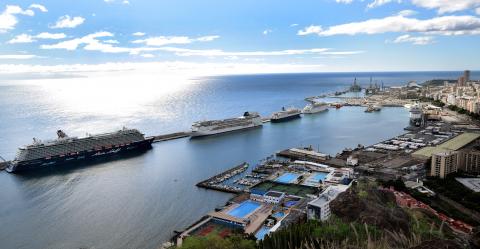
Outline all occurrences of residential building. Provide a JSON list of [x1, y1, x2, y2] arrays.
[[307, 185, 349, 221], [430, 151, 458, 179]]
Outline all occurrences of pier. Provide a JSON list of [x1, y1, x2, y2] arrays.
[[151, 131, 191, 143], [196, 162, 249, 193], [0, 162, 9, 171]]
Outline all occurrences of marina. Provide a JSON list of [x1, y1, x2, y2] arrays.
[[196, 162, 250, 193]]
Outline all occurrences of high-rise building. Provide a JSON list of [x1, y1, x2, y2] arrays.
[[458, 76, 465, 86], [464, 70, 471, 83], [431, 151, 458, 179], [458, 150, 480, 173]]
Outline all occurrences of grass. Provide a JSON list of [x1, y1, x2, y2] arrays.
[[252, 181, 318, 197]]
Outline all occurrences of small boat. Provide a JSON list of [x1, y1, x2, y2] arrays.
[[365, 104, 382, 112]]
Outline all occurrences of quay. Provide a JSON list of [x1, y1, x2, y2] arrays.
[[0, 161, 9, 171], [196, 162, 249, 193], [277, 147, 331, 163], [152, 131, 191, 143]]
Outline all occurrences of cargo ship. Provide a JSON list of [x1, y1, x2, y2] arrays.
[[6, 128, 154, 173], [191, 112, 262, 137], [303, 102, 329, 114], [271, 107, 302, 122]]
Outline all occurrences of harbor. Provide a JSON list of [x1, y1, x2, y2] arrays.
[[2, 72, 471, 249]]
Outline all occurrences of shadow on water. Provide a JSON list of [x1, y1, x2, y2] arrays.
[[11, 149, 153, 179]]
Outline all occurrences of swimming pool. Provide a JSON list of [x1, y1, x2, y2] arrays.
[[272, 211, 285, 218], [227, 200, 261, 218], [310, 172, 328, 182], [255, 226, 271, 240], [275, 172, 300, 183]]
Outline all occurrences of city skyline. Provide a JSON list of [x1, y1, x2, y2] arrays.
[[0, 0, 480, 75]]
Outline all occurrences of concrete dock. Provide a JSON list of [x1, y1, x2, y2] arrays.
[[0, 161, 9, 171], [151, 132, 191, 143]]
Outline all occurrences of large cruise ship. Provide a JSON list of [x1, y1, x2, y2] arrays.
[[191, 112, 262, 137], [303, 102, 329, 114], [6, 128, 154, 173], [271, 107, 302, 122]]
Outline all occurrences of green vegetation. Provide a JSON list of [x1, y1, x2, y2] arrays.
[[448, 104, 480, 120], [424, 175, 480, 213], [432, 99, 445, 107], [178, 182, 461, 249], [179, 235, 256, 249], [252, 181, 318, 197]]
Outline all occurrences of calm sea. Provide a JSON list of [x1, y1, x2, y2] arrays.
[[0, 71, 476, 249]]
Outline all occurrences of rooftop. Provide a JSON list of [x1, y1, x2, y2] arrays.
[[412, 132, 480, 159], [265, 191, 284, 198]]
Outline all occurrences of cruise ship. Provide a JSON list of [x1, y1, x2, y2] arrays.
[[271, 107, 302, 122], [191, 112, 262, 137], [303, 102, 329, 114], [6, 128, 154, 173]]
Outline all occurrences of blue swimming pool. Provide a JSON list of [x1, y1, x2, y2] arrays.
[[310, 172, 328, 182], [275, 172, 300, 183], [272, 211, 285, 218], [255, 226, 271, 240], [227, 200, 261, 218]]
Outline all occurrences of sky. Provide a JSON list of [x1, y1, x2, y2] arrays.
[[1, 0, 480, 74]]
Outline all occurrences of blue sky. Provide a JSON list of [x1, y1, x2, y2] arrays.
[[1, 0, 480, 73]]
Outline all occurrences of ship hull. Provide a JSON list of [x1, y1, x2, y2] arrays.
[[303, 106, 328, 114], [6, 138, 154, 173], [270, 113, 301, 123], [191, 123, 262, 137]]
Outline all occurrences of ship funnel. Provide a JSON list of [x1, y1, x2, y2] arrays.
[[57, 130, 68, 139]]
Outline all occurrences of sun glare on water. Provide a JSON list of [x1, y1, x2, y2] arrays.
[[35, 71, 193, 118]]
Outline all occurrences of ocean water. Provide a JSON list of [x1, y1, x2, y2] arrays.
[[0, 71, 476, 249]]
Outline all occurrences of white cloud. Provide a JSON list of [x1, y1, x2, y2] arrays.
[[262, 29, 272, 35], [290, 23, 299, 27], [477, 7, 480, 15], [104, 0, 130, 4], [8, 34, 35, 44], [8, 32, 66, 44], [336, 0, 353, 4], [157, 47, 363, 57], [29, 4, 47, 12], [0, 61, 326, 76], [390, 34, 435, 45], [41, 33, 363, 59], [367, 0, 401, 9], [297, 25, 323, 36], [0, 54, 38, 59], [140, 53, 155, 58], [36, 32, 66, 39], [0, 5, 35, 33], [132, 32, 145, 36], [51, 15, 85, 29], [41, 31, 114, 50], [398, 9, 417, 16], [298, 14, 480, 36], [104, 39, 119, 44], [132, 35, 219, 46], [412, 0, 480, 14]]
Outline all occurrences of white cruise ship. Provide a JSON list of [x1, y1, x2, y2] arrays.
[[271, 107, 302, 122], [303, 102, 329, 114], [191, 112, 262, 137]]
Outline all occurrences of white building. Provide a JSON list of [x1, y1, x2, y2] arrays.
[[307, 185, 350, 221], [346, 155, 358, 166], [263, 191, 285, 204]]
